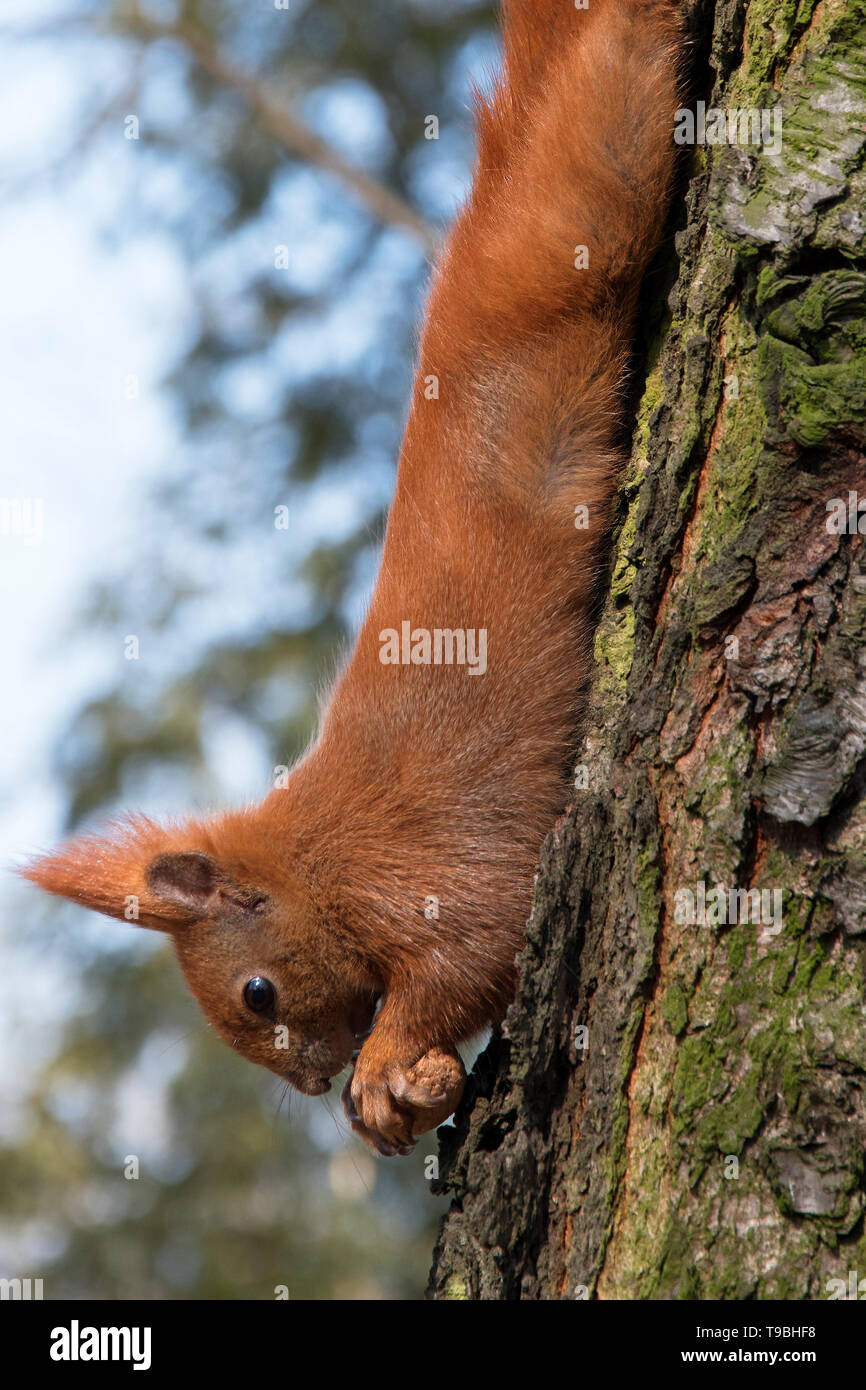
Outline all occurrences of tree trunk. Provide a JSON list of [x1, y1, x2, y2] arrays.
[[428, 0, 866, 1301]]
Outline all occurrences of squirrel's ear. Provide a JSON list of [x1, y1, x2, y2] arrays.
[[145, 851, 224, 914], [18, 818, 245, 933], [145, 851, 267, 917]]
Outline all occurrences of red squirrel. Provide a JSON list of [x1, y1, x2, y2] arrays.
[[23, 0, 683, 1156]]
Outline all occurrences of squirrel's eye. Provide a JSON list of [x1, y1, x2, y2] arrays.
[[243, 976, 275, 1014]]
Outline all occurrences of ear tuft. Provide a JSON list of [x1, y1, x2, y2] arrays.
[[21, 813, 270, 930], [20, 815, 220, 932]]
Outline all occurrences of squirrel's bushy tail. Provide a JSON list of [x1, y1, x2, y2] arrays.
[[417, 0, 683, 505]]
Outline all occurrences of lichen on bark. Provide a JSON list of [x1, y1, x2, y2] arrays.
[[428, 0, 866, 1301]]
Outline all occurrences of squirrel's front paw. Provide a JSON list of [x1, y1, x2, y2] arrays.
[[343, 1045, 466, 1157]]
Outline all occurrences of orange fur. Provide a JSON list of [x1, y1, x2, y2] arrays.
[[22, 0, 683, 1155]]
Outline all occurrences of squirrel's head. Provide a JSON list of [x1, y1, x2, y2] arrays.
[[21, 813, 381, 1097]]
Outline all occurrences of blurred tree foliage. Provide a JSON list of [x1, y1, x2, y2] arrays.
[[60, 0, 497, 822], [3, 0, 496, 1299]]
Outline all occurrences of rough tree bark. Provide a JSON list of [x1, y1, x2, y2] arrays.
[[428, 0, 866, 1300]]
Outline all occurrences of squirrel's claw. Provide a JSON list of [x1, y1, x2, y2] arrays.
[[341, 1076, 414, 1157]]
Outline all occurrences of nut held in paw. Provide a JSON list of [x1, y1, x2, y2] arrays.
[[401, 1048, 466, 1137]]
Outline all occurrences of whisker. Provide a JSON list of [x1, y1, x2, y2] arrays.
[[321, 1093, 374, 1197], [274, 1080, 292, 1122], [154, 1028, 198, 1058]]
